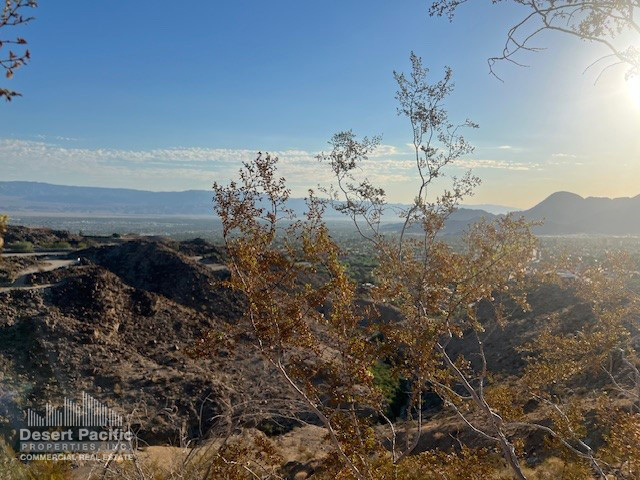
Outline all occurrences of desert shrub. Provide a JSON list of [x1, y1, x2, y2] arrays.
[[0, 440, 72, 480], [5, 241, 33, 253], [371, 361, 407, 418], [0, 214, 7, 253], [208, 51, 640, 479], [371, 361, 400, 404], [207, 51, 549, 479], [42, 241, 72, 251]]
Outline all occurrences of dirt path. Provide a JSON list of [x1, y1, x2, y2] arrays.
[[0, 257, 76, 292], [190, 255, 228, 272], [3, 251, 69, 258], [1, 253, 226, 292], [204, 263, 228, 272]]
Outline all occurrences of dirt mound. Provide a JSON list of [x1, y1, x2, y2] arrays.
[[0, 262, 294, 448], [80, 240, 241, 320], [4, 225, 84, 247], [0, 267, 227, 443]]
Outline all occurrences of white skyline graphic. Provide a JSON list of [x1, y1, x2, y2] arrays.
[[27, 392, 123, 428]]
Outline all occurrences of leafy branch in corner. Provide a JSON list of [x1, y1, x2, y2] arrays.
[[1, 0, 37, 101]]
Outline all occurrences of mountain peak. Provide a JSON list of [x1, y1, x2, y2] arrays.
[[542, 191, 584, 203], [523, 191, 640, 234]]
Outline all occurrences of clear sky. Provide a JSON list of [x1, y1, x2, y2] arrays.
[[1, 1, 638, 209]]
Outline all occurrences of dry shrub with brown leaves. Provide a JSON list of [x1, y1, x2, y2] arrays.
[[0, 214, 7, 253], [1, 1, 36, 101], [206, 52, 640, 480]]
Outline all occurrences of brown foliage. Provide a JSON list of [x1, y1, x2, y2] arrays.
[[0, 214, 6, 252], [1, 0, 36, 101], [208, 54, 546, 479], [206, 52, 640, 479]]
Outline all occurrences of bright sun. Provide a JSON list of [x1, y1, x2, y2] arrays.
[[627, 75, 640, 109]]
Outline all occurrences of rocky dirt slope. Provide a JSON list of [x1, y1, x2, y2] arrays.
[[0, 239, 288, 447], [79, 240, 241, 319]]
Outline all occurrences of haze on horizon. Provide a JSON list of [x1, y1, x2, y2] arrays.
[[1, 1, 639, 210]]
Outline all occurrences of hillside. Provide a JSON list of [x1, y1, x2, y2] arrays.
[[521, 191, 640, 234], [0, 237, 296, 447], [380, 207, 497, 235]]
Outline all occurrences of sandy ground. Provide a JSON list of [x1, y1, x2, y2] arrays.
[[70, 425, 329, 479]]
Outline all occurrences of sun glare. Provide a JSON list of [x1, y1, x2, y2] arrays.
[[627, 75, 640, 109]]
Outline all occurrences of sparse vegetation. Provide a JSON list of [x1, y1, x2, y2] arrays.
[[5, 241, 33, 253], [210, 55, 529, 478], [0, 215, 6, 255], [0, 440, 71, 479], [41, 241, 72, 251], [370, 360, 406, 418]]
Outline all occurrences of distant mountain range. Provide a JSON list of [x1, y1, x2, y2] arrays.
[[0, 181, 219, 216], [447, 191, 640, 235], [1, 182, 639, 235], [0, 181, 400, 220], [425, 191, 640, 235]]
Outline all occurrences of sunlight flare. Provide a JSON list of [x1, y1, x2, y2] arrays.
[[627, 75, 640, 109]]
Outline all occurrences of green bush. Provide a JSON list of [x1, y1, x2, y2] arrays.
[[6, 241, 34, 253], [42, 241, 72, 251], [371, 361, 407, 417]]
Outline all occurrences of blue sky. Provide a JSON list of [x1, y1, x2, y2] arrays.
[[1, 1, 638, 208]]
